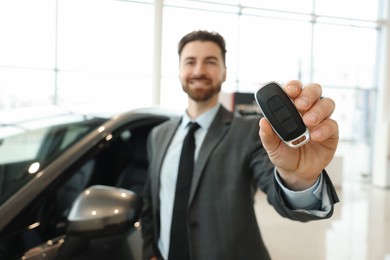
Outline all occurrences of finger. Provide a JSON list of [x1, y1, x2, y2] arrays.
[[310, 118, 339, 143], [259, 117, 280, 152], [293, 83, 322, 112], [303, 97, 336, 127], [283, 80, 303, 99]]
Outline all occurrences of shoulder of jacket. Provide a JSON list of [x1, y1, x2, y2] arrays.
[[151, 116, 179, 136]]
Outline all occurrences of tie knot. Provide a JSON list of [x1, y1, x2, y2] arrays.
[[187, 122, 200, 134]]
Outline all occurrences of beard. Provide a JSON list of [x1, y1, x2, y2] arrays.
[[181, 77, 222, 102]]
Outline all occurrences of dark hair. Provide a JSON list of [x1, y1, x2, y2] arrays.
[[178, 30, 227, 65]]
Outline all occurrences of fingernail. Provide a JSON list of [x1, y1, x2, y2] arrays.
[[286, 84, 299, 92]]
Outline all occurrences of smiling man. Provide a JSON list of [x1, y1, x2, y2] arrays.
[[141, 30, 339, 260]]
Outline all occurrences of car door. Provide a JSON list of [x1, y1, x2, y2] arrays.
[[0, 113, 169, 260]]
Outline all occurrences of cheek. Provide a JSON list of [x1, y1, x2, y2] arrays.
[[214, 70, 226, 82], [178, 71, 186, 81], [221, 73, 226, 82], [179, 68, 191, 80]]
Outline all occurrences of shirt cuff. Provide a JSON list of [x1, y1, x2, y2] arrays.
[[274, 168, 323, 210]]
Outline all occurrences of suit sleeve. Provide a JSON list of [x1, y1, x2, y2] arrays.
[[249, 117, 339, 222], [269, 170, 339, 221]]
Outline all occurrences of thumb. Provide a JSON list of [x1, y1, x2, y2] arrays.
[[259, 117, 280, 151]]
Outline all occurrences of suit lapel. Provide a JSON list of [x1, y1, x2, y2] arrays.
[[189, 106, 233, 204], [154, 118, 180, 178], [152, 117, 181, 210]]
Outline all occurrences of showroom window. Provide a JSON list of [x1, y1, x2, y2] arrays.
[[160, 0, 380, 140], [0, 0, 154, 110], [0, 0, 386, 180], [159, 0, 384, 181]]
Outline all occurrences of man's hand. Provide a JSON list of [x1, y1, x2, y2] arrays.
[[259, 80, 339, 191]]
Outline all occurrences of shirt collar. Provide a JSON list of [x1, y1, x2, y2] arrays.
[[181, 103, 220, 130]]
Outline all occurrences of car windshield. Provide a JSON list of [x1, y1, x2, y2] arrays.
[[0, 117, 105, 204]]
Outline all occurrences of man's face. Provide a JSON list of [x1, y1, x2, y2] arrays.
[[179, 40, 227, 102]]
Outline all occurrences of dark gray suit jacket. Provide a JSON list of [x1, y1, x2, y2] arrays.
[[141, 105, 339, 260]]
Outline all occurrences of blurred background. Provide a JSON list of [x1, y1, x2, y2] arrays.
[[0, 0, 389, 259]]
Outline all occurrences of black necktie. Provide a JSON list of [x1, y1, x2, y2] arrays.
[[168, 122, 200, 260]]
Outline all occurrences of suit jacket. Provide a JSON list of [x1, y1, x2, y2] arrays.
[[141, 105, 339, 260]]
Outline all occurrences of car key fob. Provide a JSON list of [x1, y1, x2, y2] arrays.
[[254, 81, 310, 148]]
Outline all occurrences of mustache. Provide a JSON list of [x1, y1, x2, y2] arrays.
[[189, 75, 210, 81]]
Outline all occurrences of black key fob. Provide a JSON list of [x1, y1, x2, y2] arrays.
[[254, 81, 310, 148]]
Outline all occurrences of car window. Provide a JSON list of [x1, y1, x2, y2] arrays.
[[37, 124, 94, 165], [0, 119, 103, 205], [60, 125, 91, 150], [0, 128, 47, 164]]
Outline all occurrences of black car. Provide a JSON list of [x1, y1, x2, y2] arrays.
[[0, 106, 177, 260]]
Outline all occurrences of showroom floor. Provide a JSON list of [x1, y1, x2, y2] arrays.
[[255, 180, 390, 260]]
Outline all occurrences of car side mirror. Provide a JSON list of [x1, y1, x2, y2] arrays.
[[66, 185, 140, 237], [22, 185, 141, 260], [58, 185, 141, 259]]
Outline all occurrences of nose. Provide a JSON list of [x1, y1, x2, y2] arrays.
[[193, 62, 206, 76]]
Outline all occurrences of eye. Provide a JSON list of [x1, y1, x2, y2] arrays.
[[184, 60, 195, 66], [206, 58, 218, 65]]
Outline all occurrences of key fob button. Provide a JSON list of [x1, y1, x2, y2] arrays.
[[272, 103, 292, 123], [281, 117, 298, 132], [268, 96, 284, 111]]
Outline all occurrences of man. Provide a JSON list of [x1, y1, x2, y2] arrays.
[[141, 30, 339, 260]]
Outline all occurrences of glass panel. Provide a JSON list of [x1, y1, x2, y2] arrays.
[[161, 6, 239, 107], [57, 0, 153, 75], [323, 88, 375, 142], [241, 7, 312, 21], [312, 24, 377, 88], [160, 77, 188, 110], [197, 0, 240, 5], [0, 0, 56, 68], [240, 0, 313, 13], [57, 71, 153, 110], [0, 68, 55, 109], [315, 0, 379, 20], [237, 16, 312, 91], [324, 87, 374, 182], [165, 0, 240, 12], [317, 16, 378, 29]]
